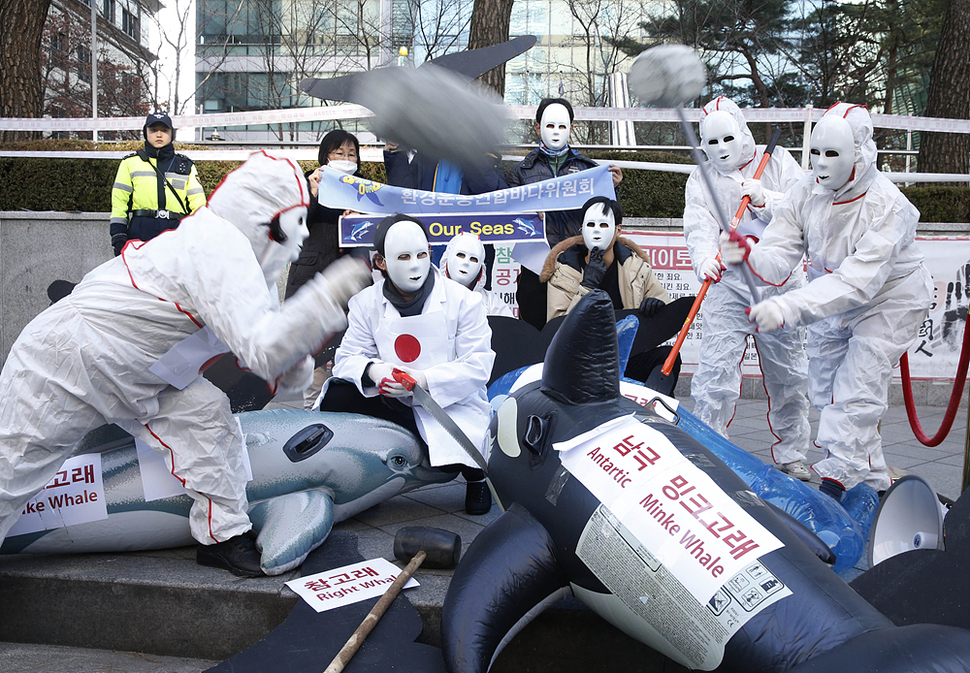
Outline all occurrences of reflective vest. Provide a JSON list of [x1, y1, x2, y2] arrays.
[[110, 150, 206, 239]]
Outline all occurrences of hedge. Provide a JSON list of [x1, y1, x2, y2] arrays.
[[0, 141, 967, 222]]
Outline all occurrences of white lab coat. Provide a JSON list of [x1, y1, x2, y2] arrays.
[[330, 269, 495, 468], [0, 153, 356, 545], [683, 100, 811, 465], [747, 103, 933, 490]]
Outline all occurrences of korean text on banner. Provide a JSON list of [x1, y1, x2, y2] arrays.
[[317, 163, 615, 215]]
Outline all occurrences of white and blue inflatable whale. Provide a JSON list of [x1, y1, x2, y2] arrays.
[[0, 410, 456, 575], [444, 290, 970, 673]]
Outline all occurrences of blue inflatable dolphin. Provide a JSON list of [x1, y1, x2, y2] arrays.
[[443, 290, 970, 673], [1, 410, 455, 575]]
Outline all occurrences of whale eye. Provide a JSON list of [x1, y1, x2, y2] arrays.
[[390, 455, 408, 467]]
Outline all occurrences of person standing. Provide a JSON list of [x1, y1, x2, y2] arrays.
[[507, 98, 623, 328], [285, 129, 363, 408], [683, 96, 813, 481], [720, 103, 933, 500], [110, 112, 206, 255]]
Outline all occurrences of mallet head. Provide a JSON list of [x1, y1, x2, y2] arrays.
[[394, 526, 462, 569], [629, 44, 707, 107]]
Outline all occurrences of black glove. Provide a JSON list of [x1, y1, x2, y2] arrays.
[[581, 249, 608, 289], [638, 297, 665, 318], [111, 234, 128, 257]]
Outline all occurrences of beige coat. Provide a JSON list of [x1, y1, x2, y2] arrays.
[[540, 236, 670, 321]]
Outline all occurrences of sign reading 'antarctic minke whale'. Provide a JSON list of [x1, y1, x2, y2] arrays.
[[556, 414, 784, 604]]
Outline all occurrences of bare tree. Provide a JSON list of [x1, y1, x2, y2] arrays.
[[0, 0, 53, 140], [467, 0, 515, 96], [41, 11, 150, 136], [560, 0, 648, 143]]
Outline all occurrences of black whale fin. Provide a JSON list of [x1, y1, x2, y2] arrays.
[[541, 289, 620, 405]]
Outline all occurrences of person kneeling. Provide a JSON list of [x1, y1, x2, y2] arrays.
[[317, 214, 496, 514]]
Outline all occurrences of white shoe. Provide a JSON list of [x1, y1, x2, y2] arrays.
[[780, 460, 812, 481]]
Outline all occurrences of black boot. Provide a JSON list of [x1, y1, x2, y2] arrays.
[[465, 480, 492, 515], [197, 533, 263, 577]]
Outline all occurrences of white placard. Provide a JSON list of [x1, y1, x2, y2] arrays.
[[557, 416, 782, 603], [136, 439, 188, 501], [136, 417, 253, 502], [150, 326, 230, 390], [285, 558, 419, 613], [510, 240, 552, 275], [8, 454, 107, 536]]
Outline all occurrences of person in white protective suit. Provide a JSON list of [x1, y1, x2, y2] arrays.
[[317, 214, 496, 514], [720, 103, 933, 500], [683, 96, 813, 480], [440, 232, 514, 317], [0, 151, 371, 575]]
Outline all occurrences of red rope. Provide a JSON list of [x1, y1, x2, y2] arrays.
[[900, 317, 970, 446]]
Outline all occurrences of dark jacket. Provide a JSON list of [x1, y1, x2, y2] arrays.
[[284, 169, 346, 299], [383, 150, 508, 194], [506, 148, 600, 246]]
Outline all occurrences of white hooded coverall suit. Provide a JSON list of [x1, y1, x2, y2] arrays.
[[683, 96, 811, 466], [743, 103, 932, 491], [0, 151, 362, 545]]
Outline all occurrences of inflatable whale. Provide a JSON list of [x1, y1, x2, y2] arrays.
[[487, 352, 878, 574], [444, 290, 970, 672], [0, 409, 456, 575]]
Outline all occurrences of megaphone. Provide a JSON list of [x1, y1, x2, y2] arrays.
[[868, 474, 949, 567]]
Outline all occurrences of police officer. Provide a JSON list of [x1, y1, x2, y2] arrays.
[[110, 113, 206, 255]]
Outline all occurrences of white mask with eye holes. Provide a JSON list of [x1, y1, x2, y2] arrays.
[[539, 104, 572, 152], [582, 202, 617, 253], [702, 111, 743, 173], [382, 220, 431, 294], [257, 205, 309, 288], [810, 114, 855, 191], [446, 233, 484, 287]]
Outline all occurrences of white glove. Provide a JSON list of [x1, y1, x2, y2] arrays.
[[741, 179, 765, 207], [274, 355, 314, 394], [367, 361, 408, 397], [719, 230, 751, 266], [318, 255, 373, 309], [394, 366, 428, 391], [698, 256, 723, 283], [746, 299, 786, 332]]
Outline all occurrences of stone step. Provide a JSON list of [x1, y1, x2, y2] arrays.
[[0, 542, 677, 673]]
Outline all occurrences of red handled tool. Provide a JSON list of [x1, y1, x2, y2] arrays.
[[661, 126, 783, 377]]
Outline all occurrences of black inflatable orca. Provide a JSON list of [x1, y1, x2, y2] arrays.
[[442, 290, 970, 673]]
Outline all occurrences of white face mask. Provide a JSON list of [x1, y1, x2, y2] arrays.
[[328, 159, 358, 175], [446, 234, 484, 286], [582, 203, 616, 253], [257, 205, 309, 286], [702, 111, 743, 173], [538, 104, 571, 151], [810, 115, 855, 191], [382, 220, 431, 294]]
